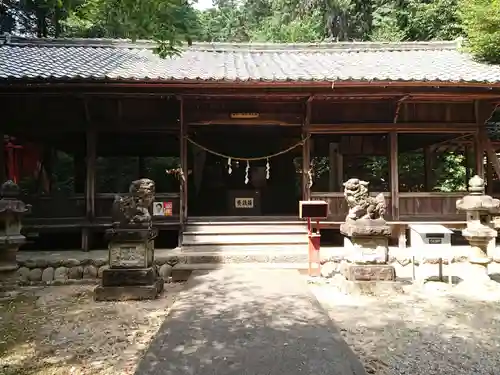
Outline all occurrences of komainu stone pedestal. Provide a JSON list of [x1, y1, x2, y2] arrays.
[[95, 228, 164, 301], [340, 220, 395, 282], [94, 178, 164, 301], [340, 262, 396, 281], [339, 178, 396, 285]]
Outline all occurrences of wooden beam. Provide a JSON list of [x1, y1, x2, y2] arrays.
[[3, 79, 500, 89], [389, 131, 399, 220], [308, 122, 477, 134], [302, 97, 312, 200]]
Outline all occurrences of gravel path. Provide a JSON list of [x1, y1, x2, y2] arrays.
[[309, 278, 500, 375]]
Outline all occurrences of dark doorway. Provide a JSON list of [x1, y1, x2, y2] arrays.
[[187, 125, 302, 217]]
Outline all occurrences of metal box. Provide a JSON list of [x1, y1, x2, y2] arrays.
[[409, 224, 452, 250]]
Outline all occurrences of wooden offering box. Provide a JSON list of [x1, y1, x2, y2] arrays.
[[299, 200, 329, 219]]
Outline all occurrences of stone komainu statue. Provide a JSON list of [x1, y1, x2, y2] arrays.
[[343, 178, 386, 221], [111, 178, 155, 227]]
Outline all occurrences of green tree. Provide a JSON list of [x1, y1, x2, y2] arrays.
[[1, 0, 75, 37], [459, 0, 500, 63], [194, 3, 250, 42], [63, 0, 199, 56], [371, 0, 462, 42]]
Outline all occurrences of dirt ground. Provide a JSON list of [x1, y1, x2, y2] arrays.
[[309, 277, 500, 375], [0, 283, 185, 375], [3, 274, 500, 375]]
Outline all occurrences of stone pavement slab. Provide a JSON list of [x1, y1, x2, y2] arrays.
[[134, 269, 367, 375]]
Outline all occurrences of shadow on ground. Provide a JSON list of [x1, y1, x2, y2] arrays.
[[134, 269, 367, 375]]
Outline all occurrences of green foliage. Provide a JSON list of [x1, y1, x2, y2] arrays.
[[371, 0, 462, 42], [64, 0, 198, 56], [1, 0, 75, 37], [435, 153, 467, 192], [250, 10, 324, 42], [194, 6, 250, 42], [458, 0, 500, 63]]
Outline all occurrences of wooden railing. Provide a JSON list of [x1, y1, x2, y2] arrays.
[[23, 194, 86, 219], [22, 192, 181, 223], [311, 191, 467, 222], [399, 192, 463, 220], [94, 193, 180, 222]]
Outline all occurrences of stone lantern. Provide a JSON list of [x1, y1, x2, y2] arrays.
[[456, 175, 500, 282], [0, 180, 30, 271]]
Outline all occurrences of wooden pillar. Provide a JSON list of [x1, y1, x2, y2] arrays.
[[179, 96, 188, 224], [302, 97, 312, 200], [465, 146, 471, 185], [41, 146, 53, 192], [474, 133, 485, 178], [389, 131, 399, 220], [328, 142, 343, 192], [423, 146, 436, 191], [74, 153, 86, 194], [486, 158, 494, 194], [0, 133, 5, 183], [138, 156, 145, 178], [474, 100, 485, 178], [83, 128, 96, 251]]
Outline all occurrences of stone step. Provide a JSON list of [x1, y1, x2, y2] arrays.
[[157, 247, 342, 265], [179, 244, 310, 253], [182, 233, 308, 246], [184, 224, 307, 234], [173, 262, 317, 270], [187, 216, 303, 224], [170, 262, 320, 282]]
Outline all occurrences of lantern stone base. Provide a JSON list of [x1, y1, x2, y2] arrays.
[[0, 250, 18, 272], [462, 234, 494, 283], [0, 237, 26, 272], [94, 278, 164, 301]]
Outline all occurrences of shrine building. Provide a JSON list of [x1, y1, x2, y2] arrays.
[[1, 36, 500, 251]]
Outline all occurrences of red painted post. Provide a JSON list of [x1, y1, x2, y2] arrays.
[[307, 219, 321, 277], [5, 140, 22, 183]]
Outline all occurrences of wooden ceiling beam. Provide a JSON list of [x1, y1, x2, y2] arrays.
[[307, 122, 477, 134]]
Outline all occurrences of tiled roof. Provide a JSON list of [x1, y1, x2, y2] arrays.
[[1, 35, 500, 84]]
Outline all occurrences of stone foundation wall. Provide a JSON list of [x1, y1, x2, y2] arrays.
[[321, 246, 500, 279], [12, 257, 176, 285]]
